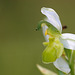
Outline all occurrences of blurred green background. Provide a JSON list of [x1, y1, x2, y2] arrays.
[[0, 0, 75, 75]]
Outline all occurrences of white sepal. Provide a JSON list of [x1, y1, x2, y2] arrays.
[[61, 33, 75, 40], [41, 7, 62, 33], [60, 33, 75, 50], [53, 57, 70, 74], [42, 25, 49, 42]]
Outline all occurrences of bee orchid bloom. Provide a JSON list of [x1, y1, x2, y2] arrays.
[[37, 7, 75, 74], [41, 7, 75, 50]]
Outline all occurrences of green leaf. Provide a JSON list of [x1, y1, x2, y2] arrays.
[[64, 48, 71, 60], [42, 38, 64, 63]]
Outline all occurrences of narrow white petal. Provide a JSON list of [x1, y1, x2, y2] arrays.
[[61, 33, 75, 40], [41, 7, 62, 33], [60, 33, 75, 50], [60, 39, 75, 50], [37, 64, 57, 75], [53, 57, 70, 74], [42, 25, 49, 42]]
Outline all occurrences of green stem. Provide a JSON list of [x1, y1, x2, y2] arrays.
[[57, 70, 67, 75], [69, 50, 75, 75], [58, 70, 64, 75]]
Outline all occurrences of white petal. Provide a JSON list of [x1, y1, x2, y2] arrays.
[[60, 33, 75, 50], [61, 33, 75, 40], [53, 57, 70, 74], [41, 7, 62, 33], [42, 25, 49, 42], [37, 64, 57, 75]]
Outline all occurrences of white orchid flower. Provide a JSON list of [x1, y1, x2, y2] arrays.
[[41, 7, 75, 50], [40, 7, 75, 74]]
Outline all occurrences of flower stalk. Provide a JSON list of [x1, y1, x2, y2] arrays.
[[58, 70, 66, 75], [69, 50, 75, 75]]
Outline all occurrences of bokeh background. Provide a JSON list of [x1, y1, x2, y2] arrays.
[[0, 0, 75, 75]]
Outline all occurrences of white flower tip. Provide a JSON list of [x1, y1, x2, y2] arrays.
[[36, 64, 57, 75], [41, 7, 54, 14], [41, 7, 46, 12], [36, 64, 49, 74], [41, 7, 46, 15], [41, 7, 62, 33]]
